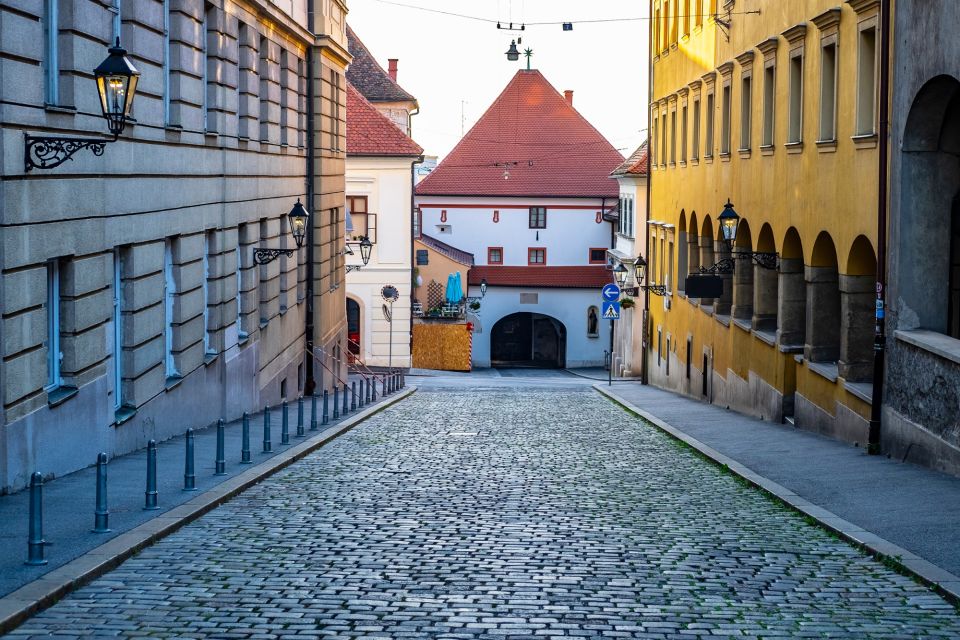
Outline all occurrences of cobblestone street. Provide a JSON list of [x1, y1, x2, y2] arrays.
[[6, 379, 960, 639]]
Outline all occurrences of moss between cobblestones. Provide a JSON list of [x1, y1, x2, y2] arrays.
[[599, 391, 955, 606]]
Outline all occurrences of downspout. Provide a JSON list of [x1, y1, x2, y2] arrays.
[[605, 197, 614, 375], [642, 0, 654, 386], [868, 0, 891, 454], [304, 0, 317, 394], [410, 154, 423, 364]]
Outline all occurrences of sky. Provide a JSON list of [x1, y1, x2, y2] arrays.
[[345, 0, 651, 162]]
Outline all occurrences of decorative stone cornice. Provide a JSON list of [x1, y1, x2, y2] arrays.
[[781, 22, 808, 46], [756, 36, 779, 59], [701, 71, 717, 87], [735, 50, 755, 72], [688, 79, 702, 95], [677, 86, 689, 99], [717, 61, 734, 78], [811, 7, 842, 32], [846, 0, 879, 14]]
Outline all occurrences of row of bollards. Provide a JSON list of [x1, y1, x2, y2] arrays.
[[24, 376, 407, 565]]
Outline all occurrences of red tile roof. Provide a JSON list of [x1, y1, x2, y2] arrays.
[[610, 142, 649, 177], [416, 70, 623, 198], [346, 26, 417, 105], [468, 266, 613, 289], [346, 82, 424, 157]]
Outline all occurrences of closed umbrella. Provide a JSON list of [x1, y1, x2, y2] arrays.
[[445, 273, 458, 303], [453, 271, 464, 303]]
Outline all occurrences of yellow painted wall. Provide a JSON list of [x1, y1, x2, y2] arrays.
[[413, 239, 470, 308], [649, 0, 881, 423]]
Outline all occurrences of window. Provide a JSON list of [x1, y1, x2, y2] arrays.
[[651, 117, 658, 165], [164, 240, 179, 379], [681, 104, 688, 163], [488, 247, 503, 265], [589, 248, 607, 264], [46, 260, 62, 391], [347, 195, 370, 241], [528, 248, 546, 265], [657, 328, 662, 367], [819, 41, 837, 142], [667, 240, 675, 293], [413, 208, 422, 238], [740, 75, 752, 151], [163, 0, 171, 124], [856, 25, 878, 135], [113, 251, 124, 409], [720, 84, 731, 155], [661, 112, 668, 165], [686, 337, 692, 379], [202, 5, 210, 132], [259, 36, 270, 142], [416, 249, 429, 265], [670, 0, 679, 43], [236, 234, 247, 340], [762, 64, 776, 146], [692, 98, 701, 159], [655, 8, 662, 54], [705, 92, 715, 157], [44, 0, 59, 105], [328, 208, 340, 289], [670, 109, 677, 164], [529, 207, 547, 229], [788, 52, 804, 143], [331, 69, 342, 151], [695, 0, 704, 28], [280, 50, 289, 144], [682, 0, 690, 36], [203, 232, 216, 354]]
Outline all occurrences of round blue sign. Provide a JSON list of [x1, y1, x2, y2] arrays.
[[601, 283, 621, 302]]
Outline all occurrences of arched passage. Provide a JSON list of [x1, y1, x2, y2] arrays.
[[491, 313, 567, 368], [841, 236, 878, 381], [687, 211, 700, 278], [714, 224, 733, 316], [732, 219, 754, 323], [700, 216, 715, 307], [900, 75, 960, 337], [754, 223, 778, 331], [778, 228, 806, 347], [346, 297, 362, 363], [677, 210, 688, 293], [806, 232, 841, 363]]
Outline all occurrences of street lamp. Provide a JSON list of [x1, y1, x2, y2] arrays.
[[506, 40, 520, 61], [633, 255, 668, 296], [345, 236, 374, 273], [26, 39, 141, 171], [718, 199, 740, 244], [253, 199, 311, 265], [614, 262, 629, 287], [480, 278, 488, 297], [697, 199, 778, 274]]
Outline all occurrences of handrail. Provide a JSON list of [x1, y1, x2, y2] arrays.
[[345, 337, 388, 382]]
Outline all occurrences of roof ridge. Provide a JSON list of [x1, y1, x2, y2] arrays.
[[346, 25, 417, 105], [346, 81, 423, 157]]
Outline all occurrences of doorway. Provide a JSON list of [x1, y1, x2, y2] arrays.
[[491, 312, 567, 368]]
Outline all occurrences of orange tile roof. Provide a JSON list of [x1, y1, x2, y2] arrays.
[[468, 266, 613, 289], [610, 142, 649, 177], [346, 82, 423, 157], [416, 70, 623, 198]]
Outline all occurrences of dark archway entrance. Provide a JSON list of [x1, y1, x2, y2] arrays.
[[491, 313, 567, 368], [346, 298, 361, 362]]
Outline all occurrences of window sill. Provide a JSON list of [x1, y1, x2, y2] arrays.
[[719, 152, 731, 162], [753, 329, 777, 346], [690, 158, 700, 166], [204, 352, 219, 366], [785, 141, 803, 154], [114, 406, 138, 426], [700, 304, 714, 316], [164, 124, 183, 132], [587, 333, 599, 339], [259, 320, 269, 329], [816, 139, 838, 153], [165, 375, 184, 391], [733, 318, 752, 332], [760, 144, 775, 156], [738, 148, 752, 159], [714, 313, 731, 327], [852, 133, 878, 149], [679, 160, 687, 168], [844, 380, 873, 404], [807, 360, 839, 383], [47, 385, 79, 408], [44, 104, 77, 115], [238, 331, 250, 345], [704, 155, 714, 164], [895, 329, 960, 367]]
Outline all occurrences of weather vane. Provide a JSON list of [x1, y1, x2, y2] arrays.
[[524, 48, 533, 70]]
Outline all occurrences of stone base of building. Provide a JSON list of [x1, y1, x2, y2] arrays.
[[882, 406, 960, 477], [793, 393, 869, 445]]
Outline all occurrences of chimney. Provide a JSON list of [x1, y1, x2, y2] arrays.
[[388, 58, 398, 82], [564, 90, 574, 105]]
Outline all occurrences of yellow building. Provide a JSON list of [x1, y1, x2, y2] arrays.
[[646, 0, 882, 442]]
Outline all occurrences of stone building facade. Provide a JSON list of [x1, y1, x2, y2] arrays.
[[885, 0, 960, 475], [647, 0, 881, 443], [0, 0, 351, 493]]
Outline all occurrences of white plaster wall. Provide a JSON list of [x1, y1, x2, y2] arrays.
[[468, 286, 610, 369], [416, 196, 612, 266]]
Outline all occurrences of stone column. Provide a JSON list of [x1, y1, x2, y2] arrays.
[[688, 233, 701, 274], [732, 247, 754, 322], [776, 258, 805, 347], [753, 262, 778, 331], [804, 265, 841, 362], [699, 236, 714, 306], [839, 274, 875, 381], [713, 240, 732, 316]]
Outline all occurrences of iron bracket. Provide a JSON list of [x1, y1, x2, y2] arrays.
[[25, 134, 115, 172], [253, 247, 295, 265]]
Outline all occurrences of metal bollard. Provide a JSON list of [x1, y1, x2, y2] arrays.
[[359, 379, 365, 408], [297, 397, 305, 437], [26, 472, 47, 565], [241, 412, 252, 464], [383, 376, 387, 396], [263, 405, 272, 453], [351, 381, 357, 411], [310, 394, 318, 431], [366, 377, 372, 405], [323, 389, 331, 424], [372, 377, 378, 402], [332, 388, 339, 420], [93, 453, 110, 533], [342, 384, 349, 416], [215, 419, 226, 475], [184, 428, 197, 491], [401, 371, 405, 388], [144, 440, 159, 510], [281, 400, 290, 445]]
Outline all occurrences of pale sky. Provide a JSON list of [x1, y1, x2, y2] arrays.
[[346, 0, 650, 161]]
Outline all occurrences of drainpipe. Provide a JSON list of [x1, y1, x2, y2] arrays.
[[868, 0, 891, 454], [641, 6, 653, 387], [410, 155, 423, 362], [303, 0, 317, 394]]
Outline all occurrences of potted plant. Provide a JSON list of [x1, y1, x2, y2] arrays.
[[620, 297, 636, 309]]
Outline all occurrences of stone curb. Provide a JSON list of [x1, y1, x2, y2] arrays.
[[0, 386, 418, 635], [594, 384, 960, 605]]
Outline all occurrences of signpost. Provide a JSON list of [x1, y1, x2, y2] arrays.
[[601, 284, 621, 387], [381, 285, 400, 370]]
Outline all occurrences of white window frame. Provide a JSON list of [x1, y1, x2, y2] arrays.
[[45, 260, 62, 392], [164, 239, 180, 379], [203, 233, 216, 355], [113, 250, 123, 409]]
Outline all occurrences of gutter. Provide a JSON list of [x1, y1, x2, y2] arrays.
[[410, 154, 424, 364], [868, 0, 892, 453]]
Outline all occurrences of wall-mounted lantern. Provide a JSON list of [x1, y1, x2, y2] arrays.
[[633, 255, 668, 296], [698, 199, 778, 274], [254, 199, 310, 265], [345, 236, 373, 273], [25, 39, 141, 171]]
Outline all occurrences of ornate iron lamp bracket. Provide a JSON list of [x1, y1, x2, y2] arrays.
[[253, 248, 294, 265], [24, 134, 114, 172], [345, 265, 364, 273], [642, 284, 669, 296], [700, 252, 778, 275]]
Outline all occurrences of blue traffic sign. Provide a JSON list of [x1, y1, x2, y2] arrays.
[[602, 301, 621, 320], [601, 283, 621, 302]]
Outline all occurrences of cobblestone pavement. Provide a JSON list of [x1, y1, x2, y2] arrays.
[[6, 385, 960, 639]]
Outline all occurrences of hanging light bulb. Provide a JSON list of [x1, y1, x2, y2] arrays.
[[503, 169, 510, 180]]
